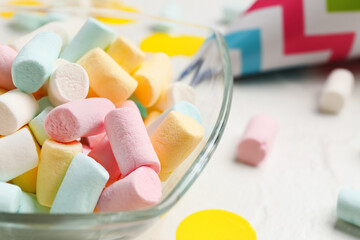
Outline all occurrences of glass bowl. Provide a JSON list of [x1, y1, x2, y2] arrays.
[[0, 5, 233, 240]]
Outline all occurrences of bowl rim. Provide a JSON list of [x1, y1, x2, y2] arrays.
[[0, 6, 233, 225]]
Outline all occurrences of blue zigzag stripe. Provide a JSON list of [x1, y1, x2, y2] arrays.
[[225, 29, 262, 75]]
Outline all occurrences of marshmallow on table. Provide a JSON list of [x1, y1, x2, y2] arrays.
[[134, 53, 173, 107], [45, 98, 115, 143], [144, 110, 161, 127], [37, 139, 82, 207], [50, 153, 109, 214], [37, 96, 54, 112], [61, 17, 115, 62], [318, 68, 354, 114], [0, 182, 21, 213], [29, 106, 53, 146], [12, 32, 62, 93], [96, 166, 161, 212], [88, 136, 121, 186], [152, 82, 196, 112], [152, 3, 183, 32], [0, 89, 39, 135], [19, 192, 49, 214], [237, 114, 278, 166], [0, 44, 17, 90], [81, 132, 106, 148], [77, 48, 138, 106], [337, 188, 360, 227], [147, 101, 202, 136], [151, 111, 204, 181], [0, 127, 39, 182], [48, 63, 89, 106], [8, 21, 68, 52], [105, 107, 160, 177], [106, 36, 146, 73]]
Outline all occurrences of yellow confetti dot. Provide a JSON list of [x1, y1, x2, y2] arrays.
[[94, 0, 138, 25], [0, 0, 42, 18], [176, 209, 256, 240], [140, 33, 205, 57], [95, 16, 134, 25]]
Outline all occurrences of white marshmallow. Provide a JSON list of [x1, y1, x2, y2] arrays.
[[153, 82, 196, 112], [8, 22, 68, 52], [48, 63, 89, 106], [318, 69, 354, 114], [0, 128, 39, 182], [0, 89, 39, 135], [0, 182, 22, 213]]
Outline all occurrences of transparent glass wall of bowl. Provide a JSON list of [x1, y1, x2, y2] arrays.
[[0, 6, 232, 240]]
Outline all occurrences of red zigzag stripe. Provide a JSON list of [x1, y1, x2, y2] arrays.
[[246, 0, 355, 61]]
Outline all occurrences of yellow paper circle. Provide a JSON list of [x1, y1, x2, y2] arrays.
[[176, 209, 256, 240]]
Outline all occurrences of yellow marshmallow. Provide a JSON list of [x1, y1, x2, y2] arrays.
[[36, 139, 82, 207], [106, 36, 146, 73], [77, 48, 138, 106], [133, 53, 173, 107], [150, 111, 204, 181], [0, 88, 7, 95], [86, 87, 99, 98], [144, 110, 161, 127], [11, 126, 40, 194]]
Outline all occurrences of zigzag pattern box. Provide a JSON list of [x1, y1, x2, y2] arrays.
[[226, 0, 360, 76]]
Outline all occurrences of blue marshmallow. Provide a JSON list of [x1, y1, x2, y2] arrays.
[[12, 32, 62, 93], [50, 153, 109, 214], [147, 101, 202, 136], [60, 17, 115, 62], [337, 188, 360, 227], [0, 182, 21, 213], [18, 192, 49, 214], [37, 96, 54, 112], [29, 106, 53, 146]]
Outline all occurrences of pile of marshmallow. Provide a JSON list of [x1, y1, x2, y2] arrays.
[[0, 17, 204, 214]]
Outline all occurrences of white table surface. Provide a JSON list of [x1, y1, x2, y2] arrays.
[[128, 0, 360, 239]]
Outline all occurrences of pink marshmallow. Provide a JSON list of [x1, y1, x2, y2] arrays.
[[80, 132, 106, 148], [82, 145, 92, 155], [0, 44, 17, 90], [118, 100, 137, 109], [96, 166, 161, 212], [105, 107, 160, 177], [237, 114, 278, 166], [45, 98, 115, 142], [88, 135, 121, 186]]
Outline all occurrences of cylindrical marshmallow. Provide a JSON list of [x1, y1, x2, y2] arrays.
[[8, 21, 68, 52], [61, 17, 115, 62], [144, 110, 161, 127], [0, 127, 39, 182], [318, 69, 354, 114], [37, 96, 54, 112], [337, 188, 360, 227], [153, 82, 196, 112], [12, 32, 62, 93], [105, 107, 160, 177], [37, 139, 82, 207], [133, 53, 173, 107], [106, 36, 146, 73], [77, 48, 138, 106], [80, 132, 106, 148], [147, 101, 202, 136], [0, 182, 22, 213], [0, 44, 17, 90], [237, 114, 278, 166], [29, 106, 53, 145], [12, 166, 38, 194], [48, 63, 89, 106], [88, 136, 121, 186], [0, 89, 39, 135], [96, 166, 161, 212], [18, 192, 49, 214], [150, 111, 204, 181], [45, 98, 115, 142], [50, 153, 109, 214]]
